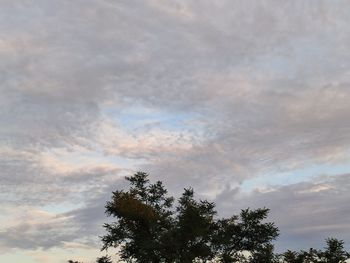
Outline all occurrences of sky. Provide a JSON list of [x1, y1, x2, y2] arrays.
[[1, 1, 350, 262]]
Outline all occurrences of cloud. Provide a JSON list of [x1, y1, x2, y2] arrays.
[[214, 173, 350, 251], [0, 176, 127, 251], [0, 145, 121, 205], [0, 209, 76, 250], [1, 0, 350, 258]]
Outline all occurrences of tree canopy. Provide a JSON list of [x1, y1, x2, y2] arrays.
[[281, 238, 350, 263], [101, 172, 278, 262], [69, 172, 350, 263]]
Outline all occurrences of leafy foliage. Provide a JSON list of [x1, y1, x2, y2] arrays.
[[69, 172, 350, 263], [96, 255, 113, 263], [282, 238, 350, 263], [101, 172, 279, 262]]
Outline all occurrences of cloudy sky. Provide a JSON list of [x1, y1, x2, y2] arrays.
[[1, 1, 350, 262]]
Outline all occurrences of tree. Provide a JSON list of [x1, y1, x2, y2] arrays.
[[281, 250, 306, 263], [211, 208, 279, 262], [318, 238, 350, 263], [101, 172, 279, 262], [281, 238, 350, 263], [96, 255, 113, 263], [246, 244, 279, 263]]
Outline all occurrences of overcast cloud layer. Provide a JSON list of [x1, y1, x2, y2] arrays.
[[1, 1, 350, 262]]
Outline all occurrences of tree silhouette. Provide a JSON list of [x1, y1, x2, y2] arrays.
[[96, 255, 113, 263], [101, 172, 279, 262], [282, 250, 306, 263], [247, 244, 279, 263], [281, 238, 350, 263], [68, 172, 350, 262], [320, 238, 350, 263]]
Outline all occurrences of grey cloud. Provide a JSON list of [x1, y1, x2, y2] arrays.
[[0, 178, 126, 251], [2, 0, 350, 155], [145, 85, 350, 195], [1, 0, 350, 254], [0, 149, 121, 205], [214, 173, 350, 251], [0, 215, 77, 250]]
